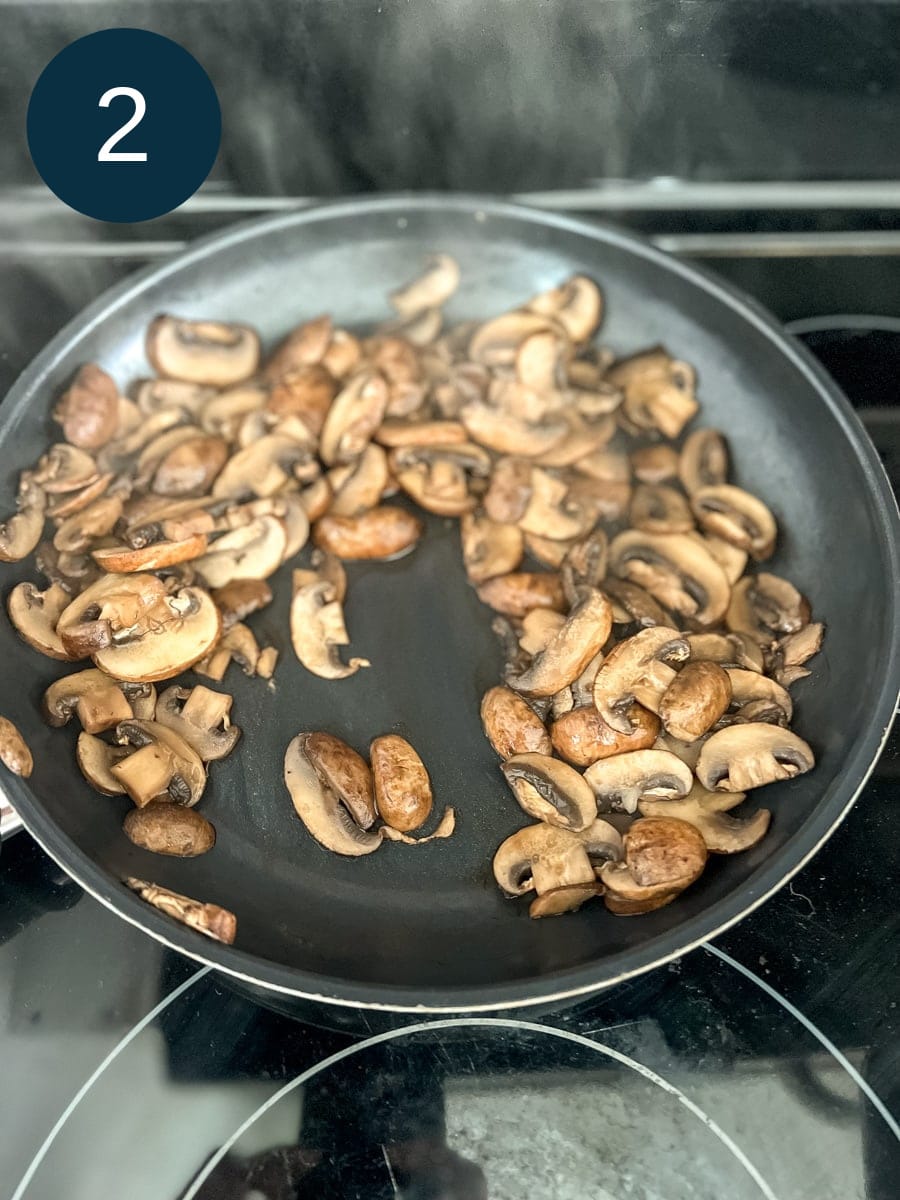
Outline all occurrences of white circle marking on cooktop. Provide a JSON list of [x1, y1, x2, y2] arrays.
[[179, 1017, 780, 1200]]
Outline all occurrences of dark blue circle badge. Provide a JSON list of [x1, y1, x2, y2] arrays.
[[27, 29, 221, 223]]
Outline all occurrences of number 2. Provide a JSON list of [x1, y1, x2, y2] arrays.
[[97, 87, 148, 162]]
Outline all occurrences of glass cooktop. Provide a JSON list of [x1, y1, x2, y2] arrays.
[[0, 221, 898, 1199]]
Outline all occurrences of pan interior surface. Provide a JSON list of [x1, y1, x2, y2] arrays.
[[1, 198, 897, 1008]]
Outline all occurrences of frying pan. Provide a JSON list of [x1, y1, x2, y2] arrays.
[[1, 195, 898, 1013]]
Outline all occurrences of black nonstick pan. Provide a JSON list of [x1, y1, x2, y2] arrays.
[[1, 195, 898, 1013]]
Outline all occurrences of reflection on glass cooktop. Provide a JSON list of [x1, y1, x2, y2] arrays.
[[0, 277, 898, 1197]]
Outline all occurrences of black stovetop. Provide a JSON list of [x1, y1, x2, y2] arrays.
[[0, 214, 898, 1200]]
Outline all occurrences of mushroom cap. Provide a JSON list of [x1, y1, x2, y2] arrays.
[[92, 586, 221, 682], [284, 734, 382, 856], [658, 660, 733, 741], [509, 589, 613, 698], [696, 722, 815, 792], [492, 822, 595, 896], [123, 802, 216, 858], [480, 686, 553, 759], [313, 506, 423, 561], [599, 816, 707, 914], [91, 532, 208, 574], [371, 734, 433, 833], [639, 781, 771, 854], [303, 731, 377, 830], [584, 749, 693, 814], [460, 512, 524, 584], [0, 716, 33, 779], [501, 753, 597, 831], [550, 702, 659, 768], [7, 581, 74, 660]]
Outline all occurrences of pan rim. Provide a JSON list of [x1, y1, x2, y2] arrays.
[[3, 192, 899, 1012]]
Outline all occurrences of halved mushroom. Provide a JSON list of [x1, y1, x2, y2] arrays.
[[211, 578, 273, 630], [76, 732, 128, 794], [155, 685, 240, 761], [593, 626, 690, 733], [371, 734, 433, 833], [509, 589, 612, 697], [629, 484, 695, 535], [53, 494, 123, 555], [7, 581, 74, 660], [319, 371, 389, 466], [193, 516, 286, 588], [501, 752, 597, 831], [679, 429, 729, 494], [691, 485, 777, 560], [608, 530, 730, 626], [91, 532, 208, 574], [492, 822, 596, 898], [111, 718, 206, 808], [147, 316, 260, 387], [726, 574, 811, 646], [313, 506, 423, 560], [658, 661, 732, 741], [639, 782, 770, 853], [391, 442, 491, 516], [726, 669, 792, 723], [460, 398, 569, 458], [631, 445, 679, 485], [607, 349, 698, 439], [290, 574, 369, 680], [56, 572, 169, 657], [303, 731, 377, 830], [686, 631, 764, 672], [584, 749, 692, 815], [526, 275, 602, 343], [284, 733, 381, 856], [328, 443, 390, 518], [54, 364, 119, 450], [480, 686, 552, 759], [123, 802, 216, 857], [696, 722, 815, 791], [460, 512, 524, 584], [390, 254, 460, 317], [599, 817, 707, 914], [550, 702, 660, 768], [124, 877, 236, 944], [212, 434, 314, 501], [0, 476, 46, 562], [0, 716, 32, 778], [43, 669, 149, 734], [92, 587, 221, 683], [469, 311, 562, 367]]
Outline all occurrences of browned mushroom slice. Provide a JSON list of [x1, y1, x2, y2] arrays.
[[629, 484, 695, 535], [460, 512, 524, 584], [0, 716, 32, 778], [526, 275, 603, 343], [391, 442, 491, 517], [54, 364, 119, 450], [155, 685, 240, 761], [484, 457, 533, 524], [726, 574, 811, 645], [147, 316, 260, 387], [686, 632, 764, 672], [469, 311, 562, 367], [476, 572, 566, 618], [550, 703, 660, 768], [198, 384, 267, 441], [509, 590, 612, 698], [7, 581, 74, 660], [492, 823, 596, 899], [193, 516, 286, 588], [695, 532, 747, 586], [124, 877, 236, 943], [53, 494, 123, 555], [534, 414, 617, 469], [584, 749, 692, 815], [290, 573, 369, 680], [124, 803, 216, 858], [43, 668, 142, 733], [47, 471, 115, 520], [93, 588, 221, 683], [514, 328, 568, 393], [380, 306, 443, 347], [56, 572, 168, 657], [593, 626, 690, 733], [691, 484, 777, 560], [33, 444, 99, 495], [696, 723, 815, 792], [480, 686, 552, 759], [599, 817, 707, 914], [518, 609, 566, 656], [151, 435, 229, 497], [318, 371, 389, 466], [570, 450, 632, 521], [76, 732, 128, 794], [370, 734, 433, 833], [135, 378, 216, 417], [770, 622, 825, 687], [460, 398, 569, 458], [284, 734, 381, 856], [111, 718, 207, 808], [376, 419, 467, 448], [302, 731, 377, 830], [91, 532, 208, 574], [528, 882, 604, 919], [608, 530, 730, 626], [607, 348, 698, 439], [0, 476, 47, 563], [658, 661, 733, 741], [603, 579, 672, 629], [194, 621, 260, 680], [502, 753, 597, 831], [639, 781, 770, 854], [313, 506, 423, 561], [328, 443, 390, 518], [725, 669, 792, 723], [390, 253, 460, 317], [263, 314, 333, 380], [631, 445, 680, 485], [211, 578, 273, 630], [679, 428, 729, 494], [256, 645, 279, 679], [212, 434, 314, 501], [516, 468, 595, 541], [525, 532, 578, 569]]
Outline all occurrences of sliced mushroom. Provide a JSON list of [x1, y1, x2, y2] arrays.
[[92, 587, 221, 682], [638, 782, 770, 854], [696, 723, 815, 791], [460, 512, 524, 584], [0, 716, 32, 778], [631, 445, 679, 485], [629, 484, 695, 535], [569, 451, 632, 520], [322, 329, 362, 380], [526, 275, 602, 343], [502, 752, 596, 831], [697, 533, 748, 586], [43, 668, 140, 733], [658, 661, 732, 741], [56, 572, 169, 657], [200, 384, 268, 439], [480, 686, 552, 759], [147, 316, 260, 387], [476, 572, 566, 618], [686, 631, 764, 672], [112, 718, 206, 807], [469, 311, 562, 367], [691, 484, 777, 560], [0, 476, 46, 562], [376, 419, 467, 449], [460, 399, 568, 458], [76, 732, 128, 794], [518, 609, 567, 656], [726, 574, 811, 645], [256, 645, 279, 679], [679, 429, 729, 494], [193, 516, 286, 588], [593, 626, 690, 732], [517, 468, 594, 541], [391, 442, 491, 517], [47, 471, 115, 520], [135, 378, 216, 417], [300, 475, 333, 522], [263, 314, 333, 380], [484, 457, 534, 524], [54, 364, 119, 450], [509, 589, 612, 698], [329, 443, 390, 518], [726, 669, 793, 723], [492, 822, 596, 899], [33, 444, 99, 494], [599, 817, 707, 914], [212, 434, 314, 501], [151, 435, 229, 497], [607, 349, 698, 439], [53, 494, 123, 554], [525, 532, 577, 569], [390, 254, 460, 317], [290, 574, 369, 680], [124, 802, 216, 857], [211, 578, 273, 631], [7, 581, 74, 660], [313, 506, 423, 560], [265, 365, 338, 434], [124, 877, 236, 944], [550, 702, 659, 768], [527, 881, 604, 918], [603, 578, 671, 629], [319, 371, 389, 466], [371, 734, 433, 833], [303, 731, 377, 830], [284, 733, 381, 856], [770, 622, 824, 687], [194, 621, 260, 680], [91, 533, 208, 574], [608, 530, 730, 626], [155, 685, 240, 761], [584, 749, 692, 815]]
